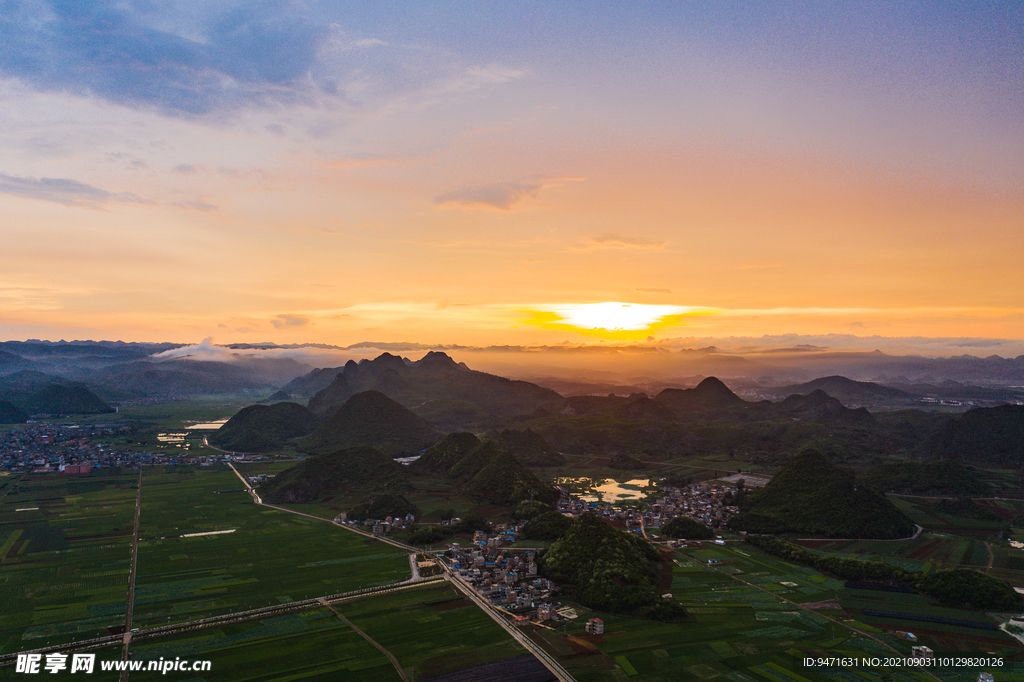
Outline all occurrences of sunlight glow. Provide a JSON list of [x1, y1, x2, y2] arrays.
[[518, 302, 715, 339]]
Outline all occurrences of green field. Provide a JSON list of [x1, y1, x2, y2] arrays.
[[125, 581, 530, 682], [524, 542, 1020, 682], [128, 608, 403, 682], [0, 472, 139, 652], [336, 582, 529, 680], [132, 468, 412, 628]]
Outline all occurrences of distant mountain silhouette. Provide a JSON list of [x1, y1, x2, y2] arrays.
[[299, 390, 442, 456], [772, 376, 912, 402], [304, 351, 563, 431], [774, 390, 876, 425], [655, 377, 745, 413]]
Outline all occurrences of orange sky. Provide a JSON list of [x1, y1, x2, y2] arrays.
[[0, 4, 1021, 351]]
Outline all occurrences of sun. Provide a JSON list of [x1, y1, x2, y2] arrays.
[[519, 302, 714, 339]]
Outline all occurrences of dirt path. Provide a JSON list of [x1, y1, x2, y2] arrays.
[[321, 600, 409, 682]]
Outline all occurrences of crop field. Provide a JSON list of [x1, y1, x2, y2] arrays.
[[128, 608, 402, 682], [527, 542, 1017, 682], [132, 468, 412, 628], [336, 581, 528, 680], [794, 534, 1001, 573], [0, 471, 139, 653], [889, 496, 1010, 537]]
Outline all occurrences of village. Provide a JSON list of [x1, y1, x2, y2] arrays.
[[0, 422, 236, 473]]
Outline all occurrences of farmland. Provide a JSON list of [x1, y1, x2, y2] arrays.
[[526, 542, 1021, 682], [0, 471, 138, 651], [132, 467, 411, 627]]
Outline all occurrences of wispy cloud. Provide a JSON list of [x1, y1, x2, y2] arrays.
[[0, 173, 150, 207], [576, 234, 667, 251], [271, 314, 310, 328], [434, 176, 580, 210], [172, 200, 218, 212], [434, 181, 543, 210], [635, 287, 673, 294]]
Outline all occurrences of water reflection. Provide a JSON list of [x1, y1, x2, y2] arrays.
[[185, 419, 229, 430], [555, 477, 654, 503]]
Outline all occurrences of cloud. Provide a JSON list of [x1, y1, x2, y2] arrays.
[[172, 200, 217, 212], [434, 181, 542, 210], [0, 1, 329, 117], [635, 287, 673, 294], [173, 164, 199, 175], [0, 3, 527, 121], [271, 314, 310, 328], [577, 234, 667, 251], [0, 173, 150, 207]]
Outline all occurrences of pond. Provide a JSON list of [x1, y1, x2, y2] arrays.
[[555, 477, 656, 504], [185, 419, 229, 430]]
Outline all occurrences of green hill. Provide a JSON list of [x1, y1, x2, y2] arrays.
[[492, 428, 565, 466], [0, 400, 28, 423], [660, 516, 714, 540], [210, 402, 318, 453], [25, 384, 114, 415], [257, 446, 408, 503], [728, 450, 915, 539], [860, 459, 988, 496], [539, 514, 679, 615], [298, 390, 443, 456], [608, 453, 647, 470], [925, 404, 1024, 462], [414, 433, 559, 505]]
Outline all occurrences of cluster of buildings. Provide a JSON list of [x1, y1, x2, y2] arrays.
[[445, 542, 558, 620], [555, 480, 742, 533], [0, 422, 238, 473], [646, 481, 742, 531]]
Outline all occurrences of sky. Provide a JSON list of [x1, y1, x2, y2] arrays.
[[1, 1, 1022, 353]]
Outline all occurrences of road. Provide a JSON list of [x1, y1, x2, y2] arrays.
[[120, 468, 143, 681], [226, 462, 575, 681], [441, 570, 577, 682], [0, 578, 446, 667]]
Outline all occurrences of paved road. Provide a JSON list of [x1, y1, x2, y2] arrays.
[[120, 468, 143, 681], [441, 570, 576, 682], [226, 462, 576, 681]]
